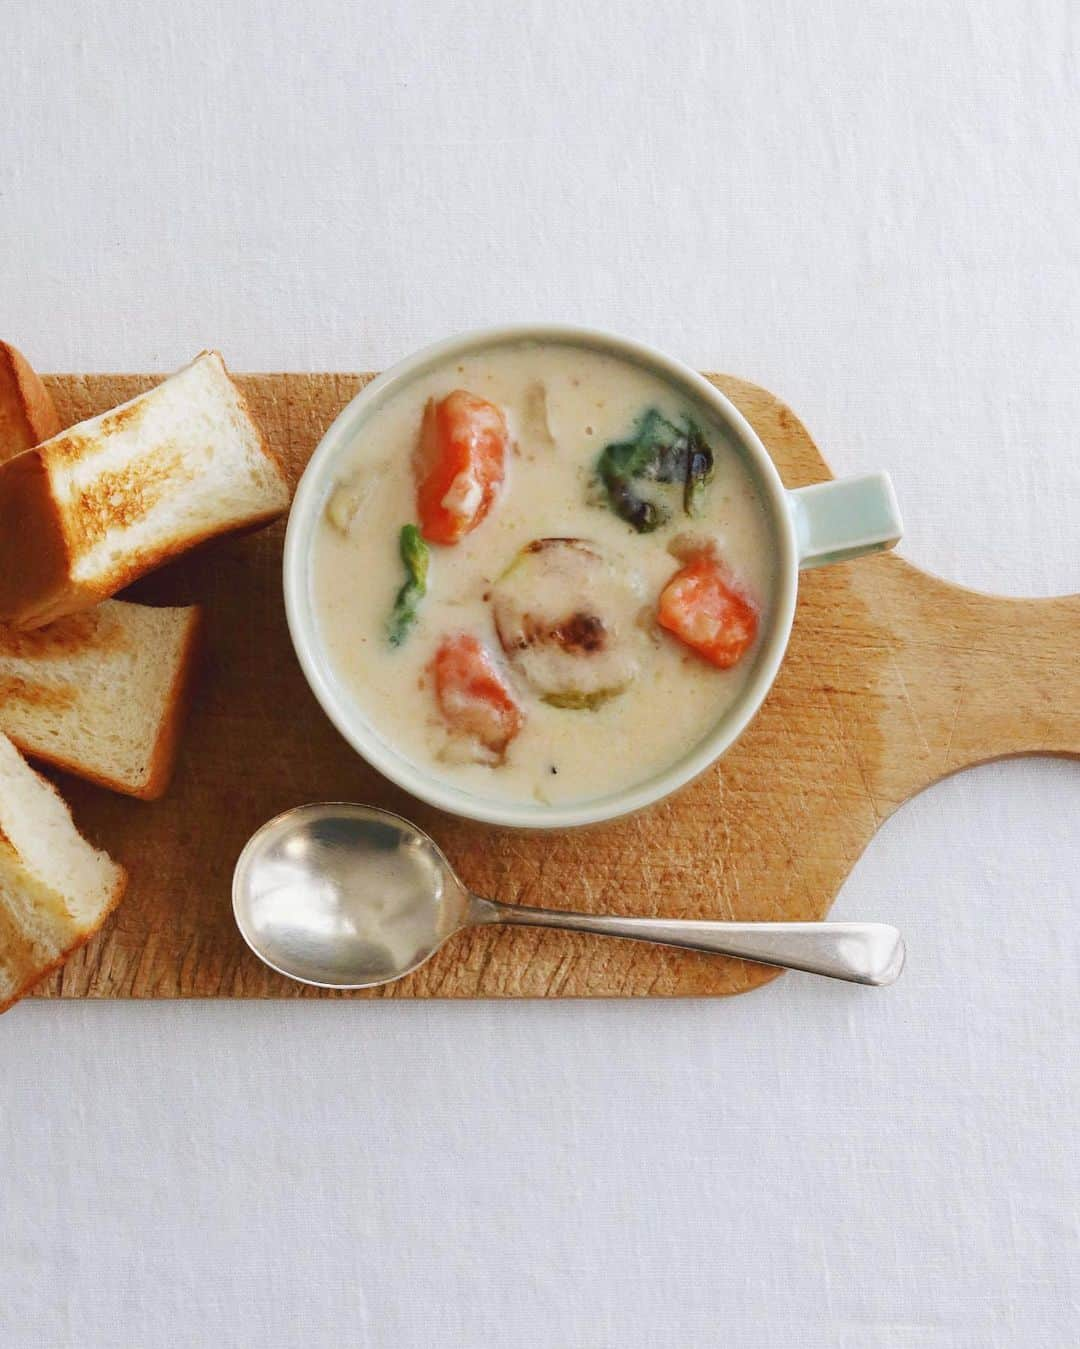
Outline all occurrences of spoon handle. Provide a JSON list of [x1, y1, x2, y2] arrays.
[[471, 898, 905, 986]]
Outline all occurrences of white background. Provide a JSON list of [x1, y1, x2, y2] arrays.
[[2, 3, 1078, 1346]]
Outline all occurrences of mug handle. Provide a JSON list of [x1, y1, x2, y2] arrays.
[[788, 472, 903, 570]]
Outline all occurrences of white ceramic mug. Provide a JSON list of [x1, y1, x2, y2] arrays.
[[284, 325, 902, 829]]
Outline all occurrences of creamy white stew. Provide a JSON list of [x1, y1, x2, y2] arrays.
[[312, 342, 775, 806]]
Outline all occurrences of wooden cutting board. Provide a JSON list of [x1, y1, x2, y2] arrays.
[[33, 372, 1079, 1001]]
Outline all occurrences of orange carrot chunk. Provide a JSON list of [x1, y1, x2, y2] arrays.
[[432, 633, 523, 760], [657, 554, 759, 669], [415, 391, 508, 545]]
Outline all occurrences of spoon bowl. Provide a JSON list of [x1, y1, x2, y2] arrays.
[[233, 803, 906, 990], [233, 804, 469, 988]]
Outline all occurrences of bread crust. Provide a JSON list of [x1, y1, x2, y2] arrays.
[[0, 343, 61, 463], [0, 450, 75, 627], [136, 604, 204, 800], [0, 867, 127, 1013]]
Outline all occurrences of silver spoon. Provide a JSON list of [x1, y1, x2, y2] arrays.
[[232, 803, 905, 989]]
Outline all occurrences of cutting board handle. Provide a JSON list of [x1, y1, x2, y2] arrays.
[[921, 579, 1080, 772]]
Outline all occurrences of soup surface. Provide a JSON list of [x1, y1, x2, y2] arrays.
[[311, 342, 775, 806]]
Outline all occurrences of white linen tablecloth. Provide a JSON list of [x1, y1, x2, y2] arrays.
[[2, 2, 1077, 1345]]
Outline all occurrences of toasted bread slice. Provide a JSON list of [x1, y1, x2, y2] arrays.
[[0, 342, 61, 464], [0, 599, 202, 799], [0, 350, 289, 629], [0, 732, 126, 1012]]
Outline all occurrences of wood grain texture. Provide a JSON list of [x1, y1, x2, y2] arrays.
[[32, 372, 1079, 1001]]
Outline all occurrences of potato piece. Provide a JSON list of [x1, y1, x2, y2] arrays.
[[521, 381, 556, 450], [326, 469, 380, 535]]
